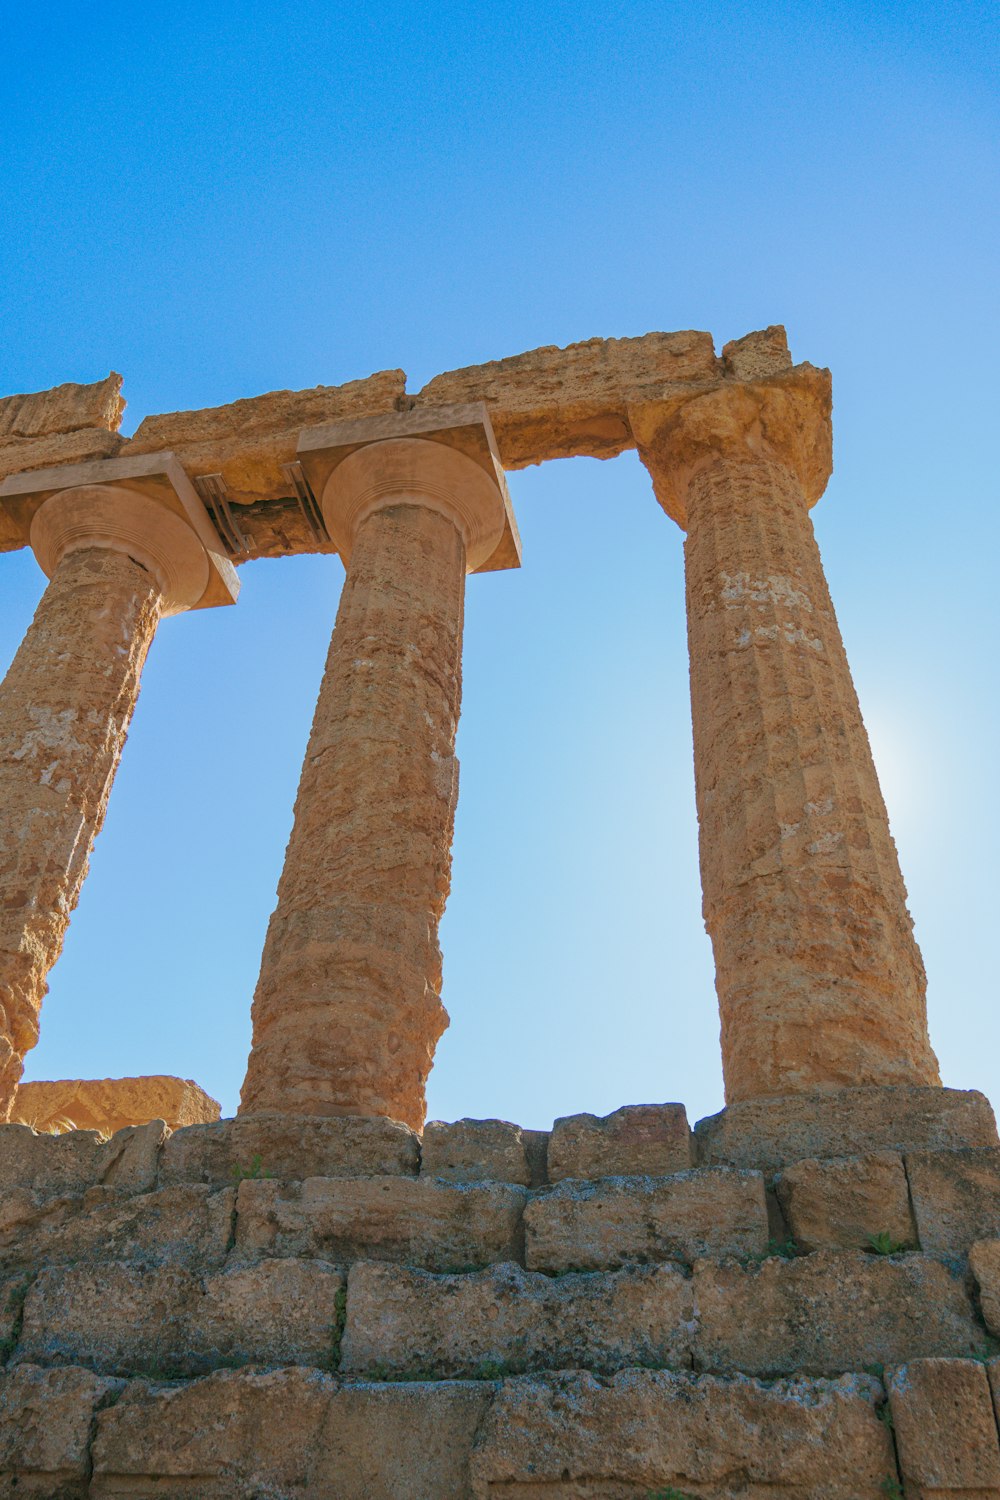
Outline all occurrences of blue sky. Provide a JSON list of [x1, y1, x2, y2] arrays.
[[0, 1, 997, 1127]]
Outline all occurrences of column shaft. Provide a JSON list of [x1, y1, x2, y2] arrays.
[[240, 502, 465, 1128], [0, 547, 162, 1115], [683, 453, 939, 1098]]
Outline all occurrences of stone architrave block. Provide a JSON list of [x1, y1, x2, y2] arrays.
[[0, 1363, 123, 1496], [547, 1103, 692, 1182], [906, 1148, 1000, 1259], [340, 1260, 693, 1379], [233, 1177, 526, 1272], [14, 1076, 219, 1136], [468, 1368, 894, 1498], [90, 1367, 490, 1500], [887, 1359, 1000, 1497], [694, 1087, 998, 1173], [0, 373, 124, 441], [16, 1258, 344, 1377], [420, 1119, 533, 1185], [971, 1241, 1000, 1338], [692, 1251, 980, 1376], [159, 1111, 419, 1188], [0, 1184, 235, 1274], [774, 1151, 917, 1252], [524, 1168, 767, 1272]]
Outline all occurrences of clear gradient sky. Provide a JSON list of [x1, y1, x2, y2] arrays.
[[0, 1, 997, 1127]]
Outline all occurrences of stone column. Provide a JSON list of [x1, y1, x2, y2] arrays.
[[631, 371, 940, 1102], [0, 458, 239, 1118], [240, 406, 519, 1130]]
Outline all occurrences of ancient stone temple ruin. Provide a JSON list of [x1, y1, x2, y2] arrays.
[[0, 327, 997, 1496]]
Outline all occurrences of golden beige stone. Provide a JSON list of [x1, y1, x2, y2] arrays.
[[692, 1251, 980, 1375], [469, 1368, 895, 1498], [887, 1358, 1000, 1497], [906, 1147, 1000, 1259], [547, 1102, 692, 1181], [420, 1119, 536, 1185], [340, 1259, 693, 1378], [0, 1118, 165, 1199], [524, 1166, 768, 1271], [159, 1110, 419, 1187], [774, 1151, 917, 1252], [233, 1176, 526, 1271], [633, 369, 940, 1102], [0, 373, 124, 441], [0, 1364, 123, 1496], [13, 1076, 219, 1136]]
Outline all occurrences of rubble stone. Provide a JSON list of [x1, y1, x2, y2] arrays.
[[159, 1111, 419, 1187], [906, 1147, 1000, 1259], [774, 1150, 917, 1252], [234, 1176, 526, 1271], [420, 1118, 533, 1184], [340, 1259, 693, 1378], [887, 1358, 1000, 1496], [524, 1167, 767, 1271], [547, 1102, 692, 1181]]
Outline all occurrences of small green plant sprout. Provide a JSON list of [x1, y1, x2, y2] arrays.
[[877, 1402, 894, 1431], [880, 1477, 903, 1500], [867, 1231, 906, 1256], [230, 1154, 272, 1184], [648, 1489, 696, 1500], [766, 1236, 799, 1260], [864, 1362, 886, 1382], [472, 1359, 506, 1381], [972, 1336, 1000, 1364]]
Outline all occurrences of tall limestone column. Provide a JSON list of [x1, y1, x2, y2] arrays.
[[0, 456, 239, 1118], [630, 354, 940, 1102], [240, 405, 520, 1130]]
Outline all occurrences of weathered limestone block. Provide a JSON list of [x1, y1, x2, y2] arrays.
[[887, 1359, 1000, 1497], [774, 1151, 917, 1252], [971, 1241, 1000, 1338], [906, 1148, 1000, 1259], [0, 1363, 123, 1497], [13, 1076, 218, 1136], [159, 1111, 419, 1188], [340, 1259, 693, 1378], [692, 1251, 980, 1375], [722, 324, 794, 381], [547, 1102, 692, 1181], [0, 1119, 164, 1198], [416, 329, 720, 467], [469, 1368, 894, 1498], [128, 368, 406, 507], [234, 1177, 526, 1271], [524, 1167, 767, 1272], [420, 1119, 534, 1184], [17, 1257, 343, 1376], [695, 1086, 998, 1172], [90, 1368, 490, 1500], [0, 1184, 235, 1272], [0, 429, 124, 508], [0, 373, 124, 441]]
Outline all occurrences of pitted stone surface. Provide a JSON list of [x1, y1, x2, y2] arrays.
[[0, 1363, 123, 1496], [524, 1167, 768, 1271], [906, 1147, 1000, 1259], [0, 1121, 163, 1199], [695, 1086, 998, 1172], [420, 1119, 534, 1185], [340, 1259, 693, 1377], [547, 1102, 692, 1181], [887, 1358, 1000, 1497], [692, 1251, 981, 1375], [469, 1368, 894, 1498], [775, 1151, 916, 1252], [0, 547, 162, 1117], [234, 1176, 526, 1271], [17, 1257, 343, 1376], [90, 1367, 490, 1499], [970, 1240, 1000, 1338], [159, 1111, 419, 1187], [14, 1076, 218, 1136]]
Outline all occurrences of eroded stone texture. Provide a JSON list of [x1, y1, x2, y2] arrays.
[[421, 1119, 534, 1185], [0, 1363, 123, 1498], [0, 548, 162, 1117], [971, 1241, 1000, 1337], [17, 1257, 343, 1376], [524, 1167, 768, 1271], [340, 1259, 693, 1377], [0, 373, 124, 442], [159, 1111, 419, 1187], [234, 1176, 526, 1271], [692, 1251, 980, 1375], [0, 1184, 234, 1273], [774, 1151, 917, 1252], [695, 1086, 998, 1172], [907, 1147, 1000, 1259], [240, 503, 465, 1129], [887, 1358, 1000, 1497], [469, 1368, 894, 1498], [547, 1102, 692, 1181], [90, 1368, 490, 1499], [13, 1076, 219, 1135], [0, 1118, 166, 1199]]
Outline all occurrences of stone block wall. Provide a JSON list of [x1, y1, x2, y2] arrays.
[[2, 1092, 1000, 1494]]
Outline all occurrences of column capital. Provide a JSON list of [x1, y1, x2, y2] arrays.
[[297, 403, 521, 574], [628, 364, 833, 529], [0, 453, 239, 615]]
